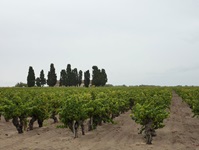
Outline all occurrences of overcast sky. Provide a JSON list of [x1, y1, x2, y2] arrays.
[[0, 0, 199, 87]]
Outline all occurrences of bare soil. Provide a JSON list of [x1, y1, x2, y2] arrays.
[[0, 92, 199, 150]]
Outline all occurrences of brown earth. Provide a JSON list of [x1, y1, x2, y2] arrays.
[[0, 92, 199, 150]]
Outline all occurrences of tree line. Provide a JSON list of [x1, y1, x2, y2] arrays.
[[27, 63, 108, 87]]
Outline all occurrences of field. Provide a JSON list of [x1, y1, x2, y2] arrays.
[[0, 87, 199, 150]]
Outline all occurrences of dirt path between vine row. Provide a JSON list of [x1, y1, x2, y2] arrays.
[[0, 92, 199, 150]]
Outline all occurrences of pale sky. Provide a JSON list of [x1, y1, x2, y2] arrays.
[[0, 0, 199, 87]]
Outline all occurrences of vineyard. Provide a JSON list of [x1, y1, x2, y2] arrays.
[[175, 87, 199, 118], [0, 86, 199, 149]]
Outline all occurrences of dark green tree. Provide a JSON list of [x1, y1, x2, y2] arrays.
[[71, 68, 78, 86], [36, 77, 41, 87], [92, 66, 108, 86], [101, 69, 108, 86], [92, 66, 101, 86], [84, 70, 90, 87], [78, 70, 83, 86], [75, 68, 79, 86], [59, 69, 67, 86], [15, 82, 27, 87], [40, 70, 46, 87], [47, 63, 57, 87], [66, 64, 72, 86], [27, 66, 35, 87]]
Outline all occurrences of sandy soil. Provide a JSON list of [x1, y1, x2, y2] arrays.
[[0, 92, 199, 150]]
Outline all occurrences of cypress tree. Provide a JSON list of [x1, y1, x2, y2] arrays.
[[66, 64, 72, 86], [71, 68, 78, 86], [40, 70, 46, 87], [84, 70, 90, 87], [101, 69, 108, 86], [36, 77, 41, 87], [78, 70, 83, 86], [92, 66, 101, 86], [47, 63, 57, 87], [27, 66, 35, 87], [60, 69, 67, 86], [92, 66, 108, 86]]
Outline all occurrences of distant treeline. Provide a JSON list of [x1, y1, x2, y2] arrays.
[[26, 63, 108, 87]]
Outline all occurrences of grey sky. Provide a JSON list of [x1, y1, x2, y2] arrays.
[[0, 0, 199, 86]]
